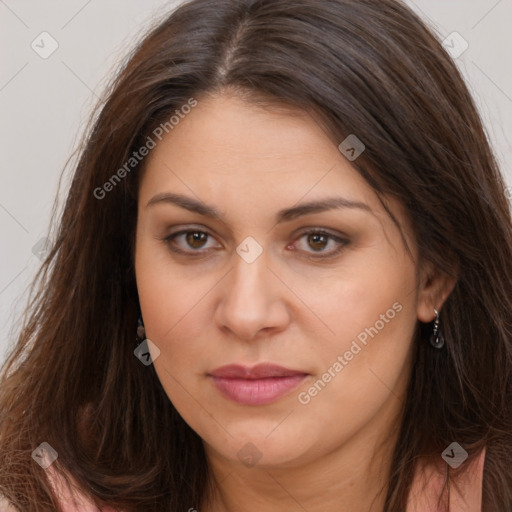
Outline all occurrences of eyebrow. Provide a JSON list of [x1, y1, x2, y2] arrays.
[[145, 192, 372, 223]]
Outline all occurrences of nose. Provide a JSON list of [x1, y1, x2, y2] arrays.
[[213, 247, 291, 341]]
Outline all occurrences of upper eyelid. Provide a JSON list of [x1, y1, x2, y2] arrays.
[[164, 222, 347, 235], [164, 225, 346, 242]]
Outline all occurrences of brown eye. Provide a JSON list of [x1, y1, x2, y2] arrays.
[[291, 229, 349, 259], [307, 233, 329, 251], [185, 231, 208, 249], [163, 229, 220, 255]]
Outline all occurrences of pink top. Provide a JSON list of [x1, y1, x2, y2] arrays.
[[38, 447, 486, 511]]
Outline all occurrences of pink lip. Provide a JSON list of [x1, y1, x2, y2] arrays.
[[208, 364, 308, 405]]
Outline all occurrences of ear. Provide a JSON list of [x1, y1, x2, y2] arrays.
[[416, 261, 457, 323]]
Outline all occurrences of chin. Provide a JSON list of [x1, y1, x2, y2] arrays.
[[206, 425, 317, 469]]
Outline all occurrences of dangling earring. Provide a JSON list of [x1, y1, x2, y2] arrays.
[[136, 314, 146, 343], [429, 308, 445, 349]]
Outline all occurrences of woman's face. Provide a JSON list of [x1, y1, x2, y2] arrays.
[[135, 93, 436, 469]]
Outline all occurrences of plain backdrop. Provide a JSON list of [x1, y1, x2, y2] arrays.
[[1, 0, 511, 366]]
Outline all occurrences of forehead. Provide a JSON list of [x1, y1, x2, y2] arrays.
[[140, 93, 375, 207]]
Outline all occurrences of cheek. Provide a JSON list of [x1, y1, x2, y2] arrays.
[[134, 237, 217, 373], [302, 249, 418, 408], [134, 244, 215, 432], [296, 243, 418, 392], [292, 240, 418, 354]]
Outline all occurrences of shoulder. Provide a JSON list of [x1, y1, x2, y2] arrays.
[[44, 405, 121, 512], [45, 464, 119, 512], [406, 446, 486, 512], [0, 495, 18, 512]]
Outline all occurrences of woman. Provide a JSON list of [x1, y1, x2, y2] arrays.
[[1, 0, 511, 510]]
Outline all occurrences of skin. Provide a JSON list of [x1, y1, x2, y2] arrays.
[[134, 92, 455, 512]]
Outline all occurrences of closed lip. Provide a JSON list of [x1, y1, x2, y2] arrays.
[[208, 363, 308, 379], [208, 363, 309, 405]]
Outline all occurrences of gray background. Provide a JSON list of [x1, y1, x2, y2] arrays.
[[1, 0, 511, 365]]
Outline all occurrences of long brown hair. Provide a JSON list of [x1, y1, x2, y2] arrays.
[[1, 0, 511, 510]]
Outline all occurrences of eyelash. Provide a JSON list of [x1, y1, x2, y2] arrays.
[[161, 228, 349, 260]]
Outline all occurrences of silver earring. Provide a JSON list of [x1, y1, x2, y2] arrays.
[[429, 308, 445, 349], [136, 314, 146, 343]]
